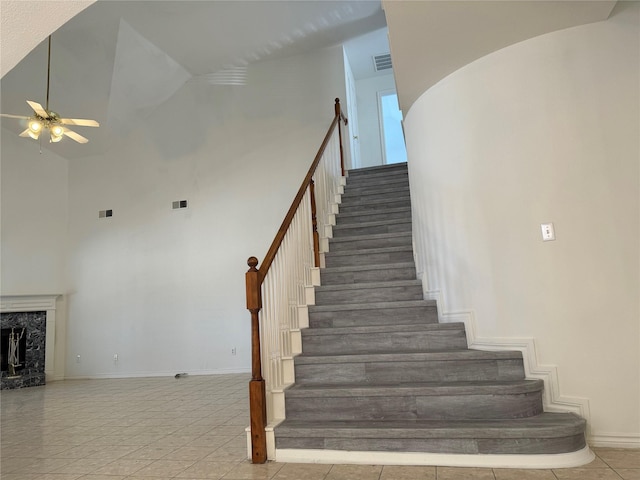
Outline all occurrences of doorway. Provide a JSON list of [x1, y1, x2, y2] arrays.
[[378, 90, 407, 164]]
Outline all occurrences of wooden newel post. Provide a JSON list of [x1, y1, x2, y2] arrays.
[[245, 257, 267, 464], [309, 180, 321, 268], [335, 98, 346, 177]]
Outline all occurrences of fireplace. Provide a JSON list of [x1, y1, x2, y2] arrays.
[[0, 295, 60, 390], [0, 312, 46, 389]]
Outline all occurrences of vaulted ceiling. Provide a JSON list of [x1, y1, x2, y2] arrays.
[[1, 0, 618, 159], [1, 1, 386, 159]]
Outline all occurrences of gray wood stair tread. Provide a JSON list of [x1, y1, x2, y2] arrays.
[[295, 349, 522, 363], [276, 413, 586, 439], [302, 323, 463, 336], [341, 187, 410, 198], [345, 179, 410, 190], [347, 171, 409, 181], [332, 219, 411, 230], [285, 379, 544, 397], [348, 163, 408, 174], [337, 206, 411, 218], [341, 195, 411, 205], [309, 300, 437, 312], [330, 231, 412, 242], [345, 184, 409, 193], [325, 245, 413, 256], [345, 176, 410, 189], [342, 186, 410, 197], [315, 279, 422, 292], [348, 166, 408, 175], [348, 174, 408, 183], [345, 169, 408, 178], [321, 262, 415, 273]]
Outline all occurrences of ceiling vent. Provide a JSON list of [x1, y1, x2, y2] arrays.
[[373, 53, 392, 72], [202, 66, 247, 86]]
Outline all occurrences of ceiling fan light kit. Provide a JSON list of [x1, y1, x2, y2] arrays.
[[24, 112, 65, 142], [1, 35, 99, 145]]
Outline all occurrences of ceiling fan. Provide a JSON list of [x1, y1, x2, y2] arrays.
[[0, 35, 99, 144]]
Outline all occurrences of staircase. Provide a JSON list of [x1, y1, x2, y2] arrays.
[[274, 162, 587, 459]]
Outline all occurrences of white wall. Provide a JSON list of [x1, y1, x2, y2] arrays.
[[62, 45, 346, 378], [355, 73, 396, 167], [404, 3, 639, 444], [1, 132, 69, 294]]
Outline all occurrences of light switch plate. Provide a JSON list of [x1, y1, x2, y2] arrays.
[[541, 223, 555, 241]]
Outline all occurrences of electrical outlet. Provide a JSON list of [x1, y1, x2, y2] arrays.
[[113, 354, 118, 362], [231, 347, 237, 356]]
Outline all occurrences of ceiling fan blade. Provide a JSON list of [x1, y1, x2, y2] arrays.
[[0, 113, 29, 120], [19, 128, 31, 137], [63, 128, 89, 144], [26, 100, 49, 118], [60, 118, 100, 127]]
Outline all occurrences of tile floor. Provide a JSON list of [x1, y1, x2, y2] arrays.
[[1, 373, 638, 479]]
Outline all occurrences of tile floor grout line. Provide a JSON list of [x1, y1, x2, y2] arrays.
[[594, 451, 628, 480]]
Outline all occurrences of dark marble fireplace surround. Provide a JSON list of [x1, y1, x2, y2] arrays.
[[0, 311, 46, 389]]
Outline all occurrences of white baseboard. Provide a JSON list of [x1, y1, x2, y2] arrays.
[[424, 287, 592, 425], [276, 446, 595, 469], [64, 367, 251, 380], [589, 433, 640, 449]]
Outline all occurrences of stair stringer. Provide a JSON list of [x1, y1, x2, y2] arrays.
[[422, 287, 592, 431]]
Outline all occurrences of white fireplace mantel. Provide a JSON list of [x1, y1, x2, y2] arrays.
[[1, 295, 61, 381]]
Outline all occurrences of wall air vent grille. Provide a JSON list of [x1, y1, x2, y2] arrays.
[[373, 53, 392, 72], [201, 66, 247, 86]]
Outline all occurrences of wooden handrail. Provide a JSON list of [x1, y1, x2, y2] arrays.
[[258, 99, 345, 280], [245, 98, 347, 464]]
